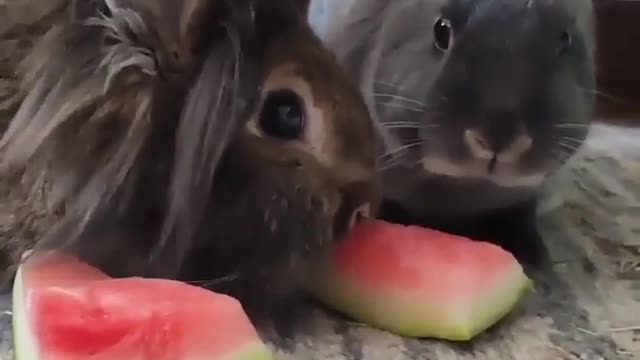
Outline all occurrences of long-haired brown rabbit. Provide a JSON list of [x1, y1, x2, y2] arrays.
[[0, 0, 379, 311]]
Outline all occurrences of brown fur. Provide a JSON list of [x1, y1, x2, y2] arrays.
[[0, 0, 379, 307]]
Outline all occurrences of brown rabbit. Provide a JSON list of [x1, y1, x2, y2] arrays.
[[0, 0, 379, 309]]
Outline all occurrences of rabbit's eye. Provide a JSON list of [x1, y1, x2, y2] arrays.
[[259, 89, 306, 140], [433, 17, 452, 51]]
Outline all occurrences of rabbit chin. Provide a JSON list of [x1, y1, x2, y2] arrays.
[[420, 155, 545, 189]]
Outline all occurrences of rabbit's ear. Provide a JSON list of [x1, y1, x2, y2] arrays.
[[0, 0, 232, 273], [101, 0, 229, 74], [0, 0, 231, 171]]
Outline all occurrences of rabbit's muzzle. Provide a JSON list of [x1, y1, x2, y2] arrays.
[[187, 134, 379, 302]]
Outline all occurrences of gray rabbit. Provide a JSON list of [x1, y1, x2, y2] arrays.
[[313, 0, 596, 268]]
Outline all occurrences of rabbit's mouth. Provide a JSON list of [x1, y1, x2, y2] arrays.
[[249, 180, 375, 280], [332, 180, 379, 240], [245, 181, 377, 301], [188, 148, 376, 301]]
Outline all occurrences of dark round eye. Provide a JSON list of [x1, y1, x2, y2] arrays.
[[559, 31, 572, 55], [433, 17, 452, 51], [258, 89, 305, 140]]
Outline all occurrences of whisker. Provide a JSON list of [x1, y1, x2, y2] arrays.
[[372, 93, 427, 108], [383, 125, 439, 130], [185, 272, 239, 287], [579, 87, 622, 101], [382, 121, 424, 126], [557, 140, 578, 150], [377, 155, 423, 172], [377, 140, 423, 162], [560, 136, 584, 145], [376, 135, 438, 172], [375, 81, 402, 90], [556, 141, 578, 152], [555, 123, 588, 129], [377, 162, 402, 172], [377, 152, 410, 170], [375, 102, 424, 113], [382, 122, 439, 130]]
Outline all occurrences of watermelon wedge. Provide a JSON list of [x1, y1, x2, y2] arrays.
[[12, 251, 275, 360], [307, 220, 532, 341]]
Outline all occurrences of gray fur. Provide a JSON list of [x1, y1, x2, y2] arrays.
[[320, 0, 596, 219]]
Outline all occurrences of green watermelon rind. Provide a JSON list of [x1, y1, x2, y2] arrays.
[[12, 261, 39, 360], [308, 263, 533, 341], [11, 259, 276, 360]]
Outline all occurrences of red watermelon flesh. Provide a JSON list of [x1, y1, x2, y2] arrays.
[[12, 251, 274, 360], [308, 220, 532, 341]]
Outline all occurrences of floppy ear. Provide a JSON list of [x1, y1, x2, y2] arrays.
[[94, 0, 229, 75], [0, 0, 239, 278], [0, 0, 232, 183]]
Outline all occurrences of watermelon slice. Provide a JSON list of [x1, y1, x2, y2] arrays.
[[12, 251, 275, 360], [308, 220, 532, 341]]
